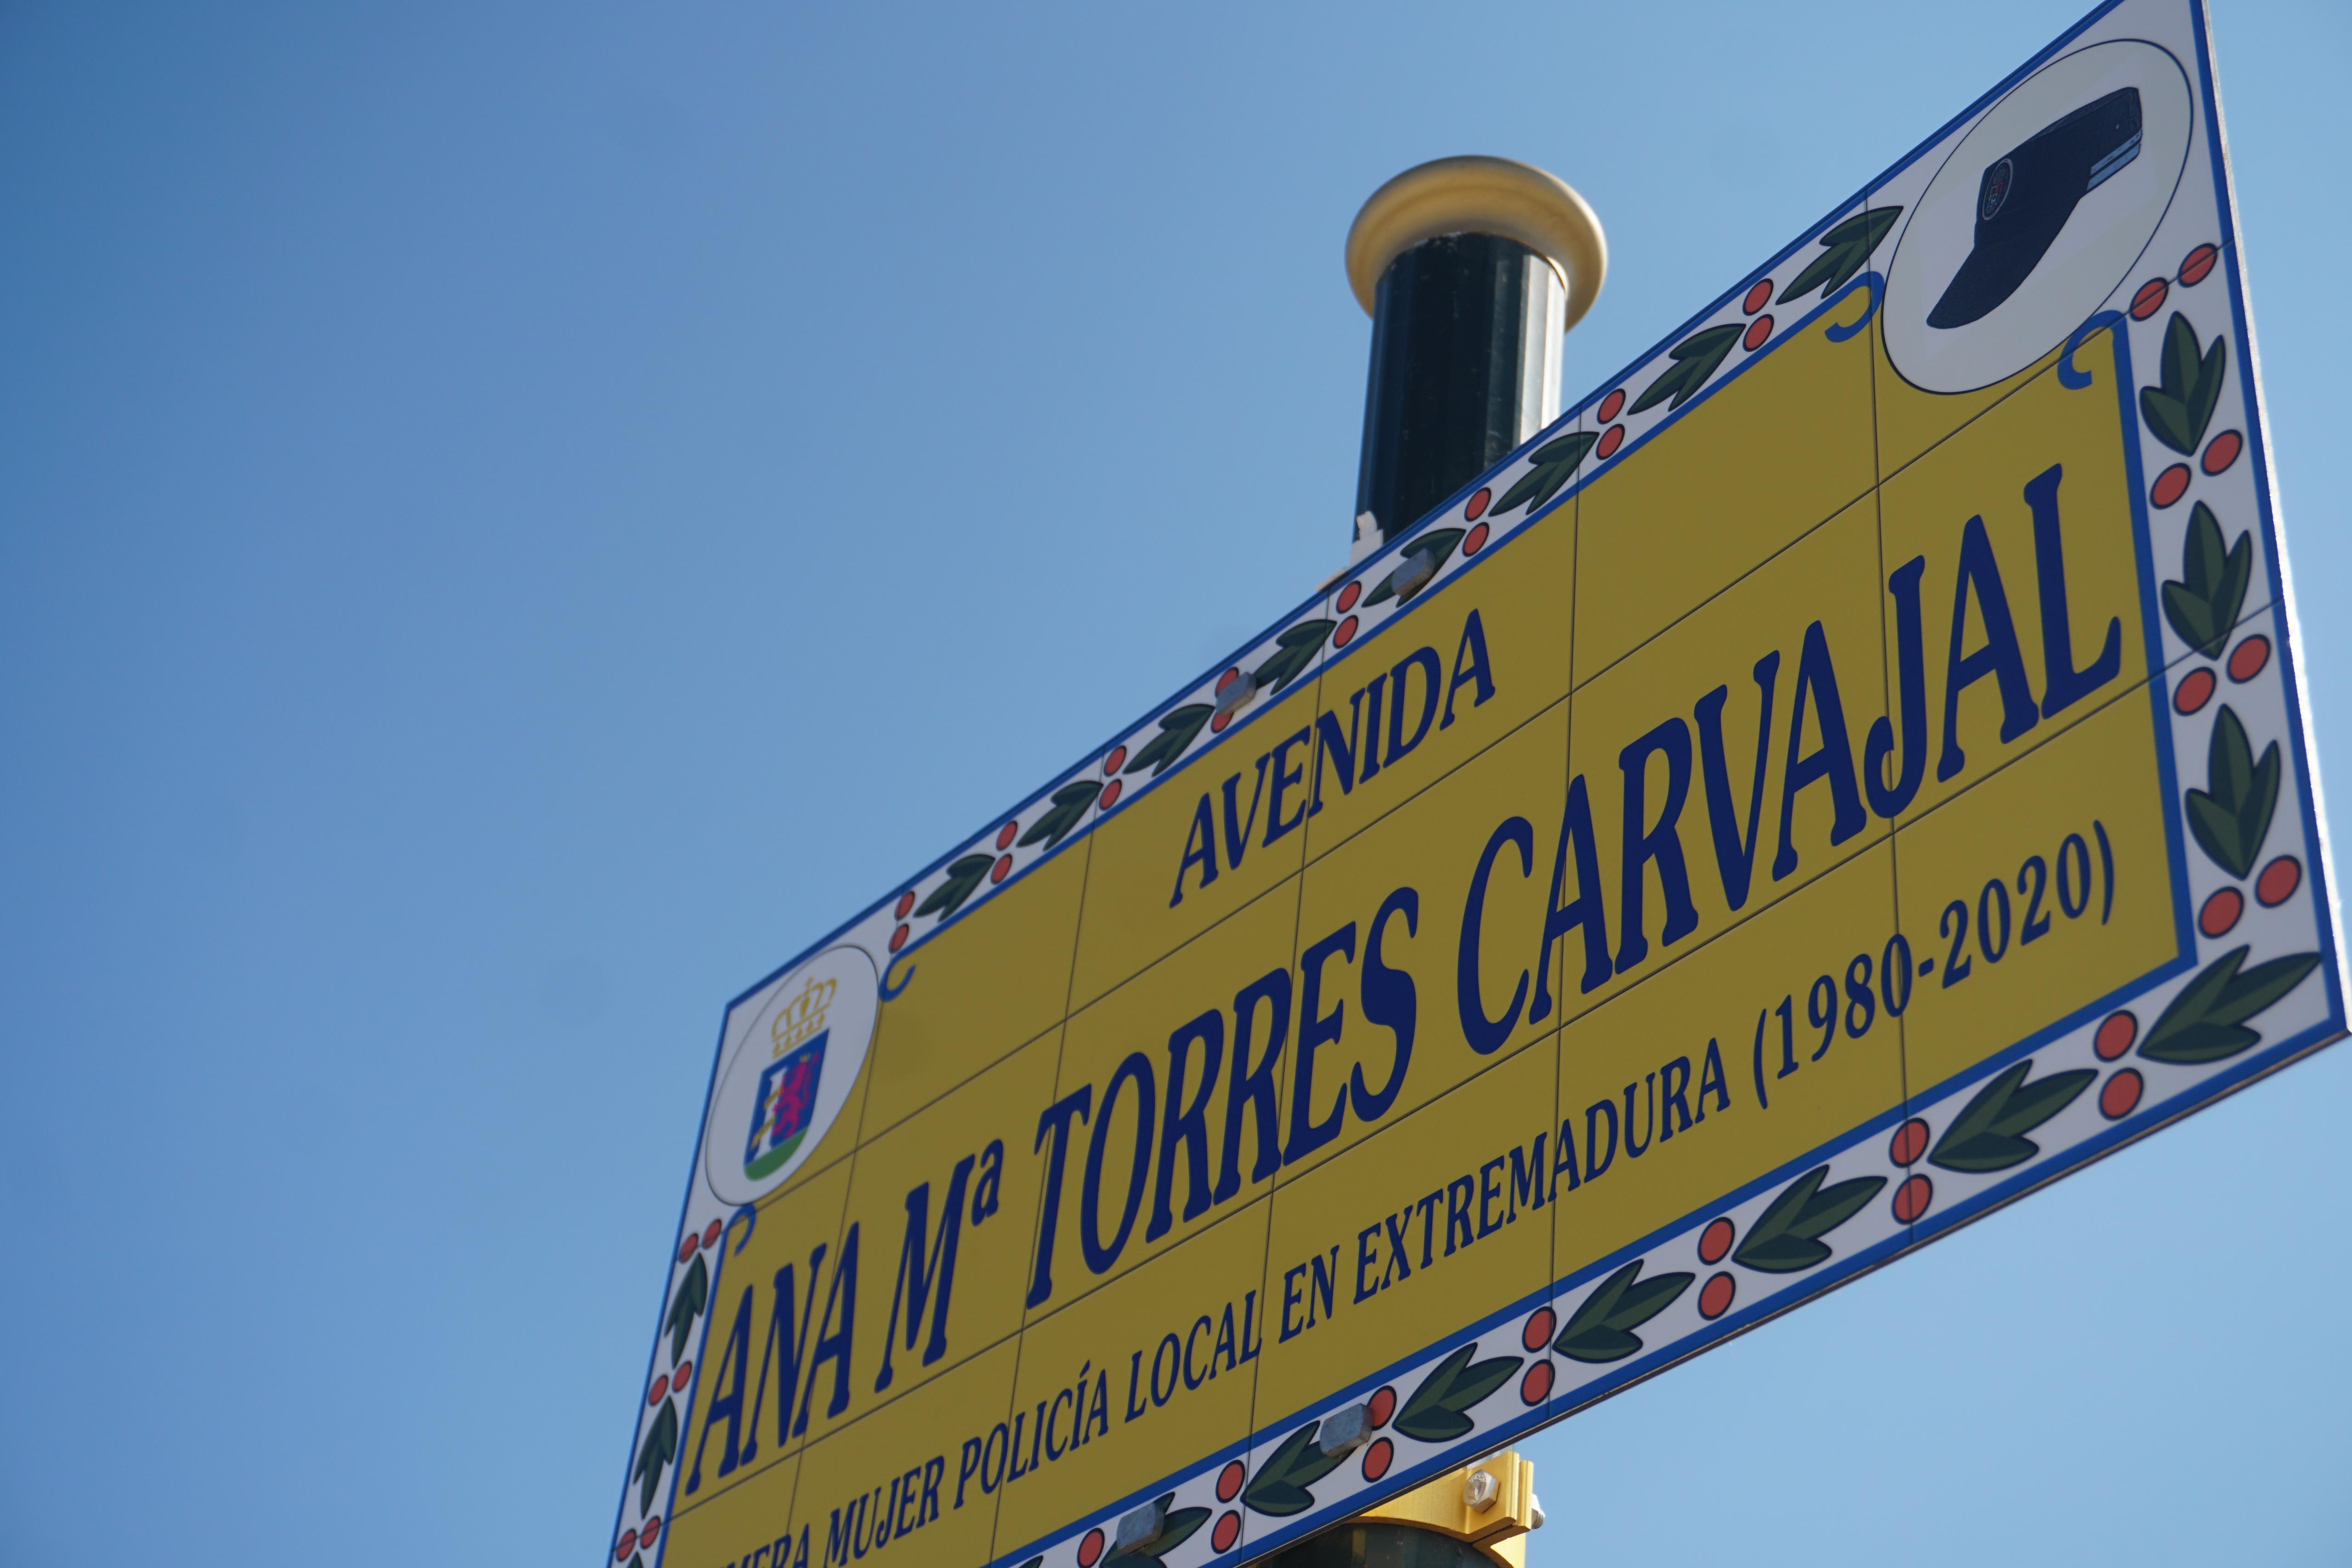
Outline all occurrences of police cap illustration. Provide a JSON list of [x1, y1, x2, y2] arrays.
[[1929, 86, 2143, 328]]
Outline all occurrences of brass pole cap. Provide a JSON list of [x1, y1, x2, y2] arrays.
[[1345, 156, 1606, 329]]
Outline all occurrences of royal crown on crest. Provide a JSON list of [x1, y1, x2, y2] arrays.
[[770, 974, 836, 1056]]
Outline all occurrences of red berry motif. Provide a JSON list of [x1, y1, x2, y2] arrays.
[[703, 1220, 723, 1248], [674, 1358, 691, 1384], [894, 890, 916, 919], [2202, 430, 2242, 476], [2094, 1010, 2138, 1060], [1597, 425, 1625, 459], [1103, 746, 1126, 775], [1888, 1118, 1931, 1167], [1099, 779, 1123, 811], [1464, 522, 1490, 555], [1336, 581, 1362, 614], [1362, 1437, 1394, 1482], [1465, 487, 1491, 522], [1212, 1512, 1242, 1553], [1078, 1529, 1105, 1568], [641, 1517, 663, 1547], [1521, 1307, 1556, 1352], [1741, 315, 1773, 352], [2228, 635, 2270, 682], [1210, 711, 1232, 733], [1893, 1174, 1934, 1224], [1217, 1460, 1245, 1502], [2099, 1069, 2144, 1120], [616, 1529, 638, 1560], [2257, 856, 2302, 907], [648, 1373, 670, 1405], [1598, 388, 1626, 423], [1698, 1217, 1736, 1263], [678, 1234, 699, 1263], [2151, 464, 2191, 508], [989, 855, 1012, 885], [1334, 616, 1359, 648], [2173, 667, 2216, 714], [996, 821, 1018, 851], [890, 924, 909, 952], [1698, 1272, 1736, 1320], [2180, 243, 2218, 285], [2199, 887, 2243, 938], [1519, 1360, 1554, 1404], [1367, 1385, 1396, 1427], [1215, 667, 1242, 694], [1742, 279, 1773, 315], [2130, 277, 2169, 319]]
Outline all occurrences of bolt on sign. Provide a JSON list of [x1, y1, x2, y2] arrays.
[[610, 3, 2341, 1567]]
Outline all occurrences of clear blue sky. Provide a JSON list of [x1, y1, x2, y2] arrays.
[[4, 3, 2346, 1564]]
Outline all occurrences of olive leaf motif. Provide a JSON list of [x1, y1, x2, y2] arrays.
[[1628, 324, 1743, 416], [2140, 311, 2228, 455], [1365, 530, 1467, 607], [633, 1399, 679, 1514], [1730, 1164, 1887, 1273], [1018, 780, 1101, 851], [1253, 620, 1336, 695], [2161, 501, 2252, 659], [1242, 1420, 1351, 1517], [913, 853, 995, 920], [2140, 945, 2322, 1065], [1391, 1340, 1522, 1443], [2185, 705, 2280, 880], [1776, 207, 1902, 303], [1552, 1259, 1693, 1363], [666, 1252, 708, 1365], [1124, 704, 1213, 778], [1928, 1059, 2096, 1173], [1492, 430, 1599, 518], [1114, 1497, 1211, 1567]]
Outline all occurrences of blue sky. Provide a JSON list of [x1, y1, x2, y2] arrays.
[[3, 3, 2347, 1565]]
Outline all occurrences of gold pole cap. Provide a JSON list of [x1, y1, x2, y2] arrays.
[[1345, 156, 1606, 329]]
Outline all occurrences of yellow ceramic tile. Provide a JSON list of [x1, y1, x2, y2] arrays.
[[1877, 350, 2147, 827], [993, 1202, 1270, 1557], [1871, 310, 2068, 483], [1072, 679, 1323, 1010], [1306, 508, 1577, 862], [798, 1033, 1061, 1448], [1281, 706, 1570, 1181], [1576, 316, 1875, 682], [661, 1451, 803, 1568], [1031, 880, 1301, 1321], [678, 1159, 855, 1507], [1561, 498, 1889, 1029], [1252, 1043, 1555, 1428], [1892, 683, 2179, 1101], [864, 848, 1085, 1139], [790, 1339, 1018, 1568], [1552, 842, 1905, 1282]]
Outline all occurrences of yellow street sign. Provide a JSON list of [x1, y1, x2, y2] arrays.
[[611, 5, 2341, 1568]]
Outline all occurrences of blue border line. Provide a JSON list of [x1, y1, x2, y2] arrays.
[[620, 0, 2351, 1559]]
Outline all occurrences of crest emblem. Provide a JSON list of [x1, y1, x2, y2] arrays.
[[705, 945, 879, 1206]]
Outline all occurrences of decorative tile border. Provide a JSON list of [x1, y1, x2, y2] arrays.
[[609, 2, 2344, 1564]]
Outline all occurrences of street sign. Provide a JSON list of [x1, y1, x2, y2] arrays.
[[611, 3, 2341, 1566]]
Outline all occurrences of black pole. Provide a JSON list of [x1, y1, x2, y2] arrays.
[[1355, 232, 1560, 546], [1344, 158, 1605, 551]]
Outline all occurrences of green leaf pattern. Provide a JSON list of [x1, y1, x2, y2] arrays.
[[1928, 1060, 2095, 1173], [2160, 501, 2251, 660], [2141, 946, 2321, 1065], [1777, 208, 1901, 304], [1730, 1165, 1886, 1273], [2140, 311, 2227, 455], [2186, 706, 2279, 880], [1552, 1259, 1692, 1363], [1391, 1340, 1521, 1443]]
